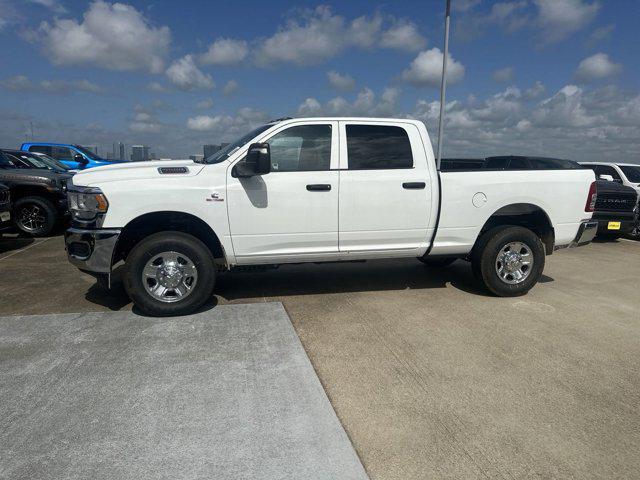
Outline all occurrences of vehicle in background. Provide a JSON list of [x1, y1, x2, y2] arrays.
[[581, 162, 640, 239], [580, 162, 640, 192], [65, 117, 597, 316], [0, 151, 72, 236], [0, 183, 10, 229], [1, 149, 72, 174], [30, 151, 76, 173], [590, 180, 639, 239], [20, 143, 127, 170]]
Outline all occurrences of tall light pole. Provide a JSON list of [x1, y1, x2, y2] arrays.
[[436, 0, 451, 171]]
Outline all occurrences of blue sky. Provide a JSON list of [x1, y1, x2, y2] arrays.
[[1, 0, 639, 162]]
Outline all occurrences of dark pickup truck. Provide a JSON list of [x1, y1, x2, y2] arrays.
[[0, 152, 72, 236], [0, 183, 10, 229], [592, 180, 639, 239]]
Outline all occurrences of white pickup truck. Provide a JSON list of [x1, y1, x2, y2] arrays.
[[65, 117, 598, 316]]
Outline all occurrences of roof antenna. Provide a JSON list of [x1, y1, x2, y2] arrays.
[[436, 0, 451, 171]]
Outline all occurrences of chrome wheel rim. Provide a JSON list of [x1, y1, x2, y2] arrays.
[[19, 205, 47, 232], [495, 241, 533, 285], [142, 251, 198, 303]]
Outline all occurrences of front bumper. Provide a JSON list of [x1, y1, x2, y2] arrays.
[[65, 227, 120, 281]]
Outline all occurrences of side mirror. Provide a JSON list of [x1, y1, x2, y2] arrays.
[[599, 174, 614, 182], [74, 154, 88, 165], [234, 143, 271, 178]]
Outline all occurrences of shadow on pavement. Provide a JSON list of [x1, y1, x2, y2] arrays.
[[216, 259, 491, 301], [0, 236, 34, 255]]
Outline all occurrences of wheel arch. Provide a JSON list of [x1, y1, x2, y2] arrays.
[[114, 211, 227, 267], [477, 203, 555, 255]]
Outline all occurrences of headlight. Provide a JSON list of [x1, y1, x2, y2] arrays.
[[68, 187, 109, 221]]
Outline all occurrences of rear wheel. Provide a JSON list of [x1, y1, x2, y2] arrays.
[[471, 226, 545, 297], [123, 232, 216, 317], [13, 196, 57, 237]]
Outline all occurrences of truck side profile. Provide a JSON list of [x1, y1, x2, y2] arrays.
[[64, 118, 598, 316]]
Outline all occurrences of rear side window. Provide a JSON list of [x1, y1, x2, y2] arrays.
[[29, 145, 52, 155], [346, 125, 413, 170]]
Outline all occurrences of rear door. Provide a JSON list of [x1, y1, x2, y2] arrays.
[[338, 121, 432, 252], [227, 121, 340, 261]]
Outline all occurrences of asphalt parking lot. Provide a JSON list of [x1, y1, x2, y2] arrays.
[[1, 234, 639, 479]]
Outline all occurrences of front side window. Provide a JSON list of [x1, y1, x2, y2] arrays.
[[267, 124, 331, 172], [346, 125, 413, 170], [51, 147, 74, 160]]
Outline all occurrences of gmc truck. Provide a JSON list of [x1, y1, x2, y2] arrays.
[[64, 117, 598, 316]]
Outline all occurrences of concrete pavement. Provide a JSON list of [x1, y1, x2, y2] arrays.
[[1, 234, 639, 479]]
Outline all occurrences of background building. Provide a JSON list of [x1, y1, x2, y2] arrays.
[[131, 145, 150, 161], [118, 142, 125, 160]]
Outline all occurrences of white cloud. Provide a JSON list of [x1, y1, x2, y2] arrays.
[[534, 0, 600, 44], [402, 48, 465, 88], [493, 66, 514, 83], [297, 87, 401, 117], [200, 38, 249, 66], [455, 1, 529, 41], [186, 108, 269, 133], [327, 71, 355, 92], [1, 75, 103, 94], [254, 6, 425, 66], [452, 0, 482, 12], [524, 81, 546, 99], [38, 1, 171, 73], [223, 80, 239, 96], [587, 23, 614, 47], [196, 98, 214, 110], [532, 85, 595, 127], [575, 53, 621, 81], [27, 0, 66, 13], [166, 55, 214, 91], [380, 20, 426, 51], [255, 6, 382, 66], [147, 81, 168, 93]]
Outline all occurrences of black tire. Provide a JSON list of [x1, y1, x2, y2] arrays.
[[628, 225, 640, 240], [418, 257, 457, 268], [471, 225, 545, 297], [123, 232, 216, 317], [13, 196, 57, 237]]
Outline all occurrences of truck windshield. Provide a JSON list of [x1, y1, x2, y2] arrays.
[[73, 145, 103, 160], [203, 124, 273, 164], [620, 165, 640, 183]]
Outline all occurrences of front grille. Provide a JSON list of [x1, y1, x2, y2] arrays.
[[595, 192, 637, 212], [0, 189, 9, 205]]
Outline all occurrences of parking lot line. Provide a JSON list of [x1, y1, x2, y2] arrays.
[[0, 237, 51, 262]]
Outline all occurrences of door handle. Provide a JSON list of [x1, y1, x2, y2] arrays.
[[306, 184, 332, 191], [402, 182, 426, 189]]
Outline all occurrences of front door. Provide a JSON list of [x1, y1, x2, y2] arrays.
[[227, 121, 339, 262], [51, 146, 83, 169], [338, 122, 433, 252]]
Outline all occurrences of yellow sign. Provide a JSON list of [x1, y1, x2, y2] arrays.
[[608, 221, 621, 230]]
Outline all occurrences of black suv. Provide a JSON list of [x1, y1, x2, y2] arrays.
[[0, 183, 10, 229], [0, 150, 72, 236]]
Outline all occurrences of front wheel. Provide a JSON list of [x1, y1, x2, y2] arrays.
[[471, 226, 545, 297], [13, 196, 57, 237], [123, 232, 216, 317]]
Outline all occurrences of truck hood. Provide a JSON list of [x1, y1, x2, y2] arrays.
[[71, 160, 206, 187]]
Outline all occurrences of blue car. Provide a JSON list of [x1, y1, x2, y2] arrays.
[[20, 143, 128, 170]]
